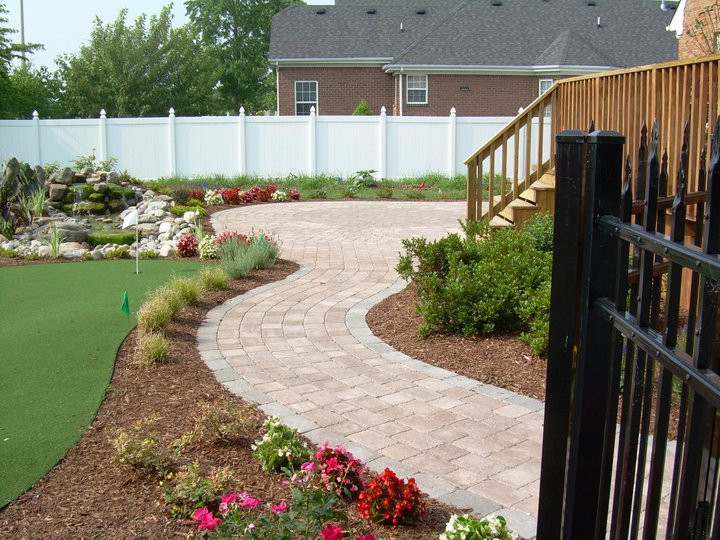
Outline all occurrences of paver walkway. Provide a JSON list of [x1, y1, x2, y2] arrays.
[[199, 201, 541, 537]]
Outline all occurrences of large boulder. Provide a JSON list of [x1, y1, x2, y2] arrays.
[[49, 167, 74, 186], [106, 171, 120, 184], [137, 223, 159, 236], [34, 222, 88, 243], [48, 183, 67, 202], [59, 242, 88, 259]]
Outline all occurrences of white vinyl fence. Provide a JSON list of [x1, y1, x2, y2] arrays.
[[0, 107, 550, 180]]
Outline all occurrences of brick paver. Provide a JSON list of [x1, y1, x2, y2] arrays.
[[200, 201, 539, 537]]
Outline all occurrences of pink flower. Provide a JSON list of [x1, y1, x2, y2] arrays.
[[325, 457, 340, 470], [320, 523, 345, 540], [193, 507, 212, 523], [193, 508, 221, 531], [239, 496, 261, 509], [301, 461, 315, 472], [271, 500, 289, 514], [355, 535, 376, 540], [219, 492, 239, 512]]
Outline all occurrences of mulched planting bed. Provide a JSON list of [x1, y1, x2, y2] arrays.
[[367, 284, 547, 402], [0, 260, 459, 539]]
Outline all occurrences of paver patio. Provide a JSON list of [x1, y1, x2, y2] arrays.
[[200, 200, 541, 537]]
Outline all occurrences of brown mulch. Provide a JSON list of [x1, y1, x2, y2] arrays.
[[0, 259, 457, 539], [367, 284, 547, 402]]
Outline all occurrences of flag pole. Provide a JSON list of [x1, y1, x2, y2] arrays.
[[135, 221, 139, 274]]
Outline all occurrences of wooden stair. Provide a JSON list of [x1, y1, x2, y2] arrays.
[[489, 169, 555, 228]]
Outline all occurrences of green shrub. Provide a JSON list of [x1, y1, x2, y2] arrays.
[[352, 99, 374, 115], [169, 205, 207, 217], [519, 279, 551, 356], [309, 187, 328, 199], [105, 247, 131, 259], [523, 213, 554, 252], [250, 235, 279, 269], [87, 229, 136, 246], [180, 400, 254, 447], [199, 266, 228, 291], [135, 331, 171, 364], [252, 417, 310, 473], [140, 250, 159, 259], [376, 187, 393, 199], [0, 247, 18, 258], [218, 240, 255, 278], [111, 416, 175, 476], [342, 185, 358, 198], [161, 462, 235, 519], [405, 190, 426, 199], [397, 221, 552, 344]]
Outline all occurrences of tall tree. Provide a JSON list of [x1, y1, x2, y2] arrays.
[[56, 6, 222, 117], [6, 64, 62, 118], [0, 2, 41, 117], [185, 0, 300, 114]]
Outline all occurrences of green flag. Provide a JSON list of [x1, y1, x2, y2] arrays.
[[120, 291, 130, 316]]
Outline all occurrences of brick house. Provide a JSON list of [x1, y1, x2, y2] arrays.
[[269, 0, 678, 117], [668, 0, 720, 58]]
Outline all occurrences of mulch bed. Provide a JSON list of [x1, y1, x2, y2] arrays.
[[0, 259, 458, 539], [367, 284, 547, 402]]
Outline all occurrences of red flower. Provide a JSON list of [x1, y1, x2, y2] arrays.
[[320, 523, 345, 540], [357, 468, 426, 526]]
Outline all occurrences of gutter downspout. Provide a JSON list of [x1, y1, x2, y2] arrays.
[[275, 62, 280, 116], [399, 68, 404, 117]]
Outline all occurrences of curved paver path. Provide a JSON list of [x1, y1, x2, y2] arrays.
[[199, 201, 541, 538]]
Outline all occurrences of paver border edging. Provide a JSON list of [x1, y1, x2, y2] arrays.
[[197, 263, 539, 538]]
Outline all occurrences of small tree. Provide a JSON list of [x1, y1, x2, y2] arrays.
[[684, 0, 720, 57], [352, 99, 374, 115]]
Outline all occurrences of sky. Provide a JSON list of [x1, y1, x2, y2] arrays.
[[3, 0, 332, 70]]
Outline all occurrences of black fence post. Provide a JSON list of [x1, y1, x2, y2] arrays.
[[562, 130, 625, 538], [537, 130, 586, 540]]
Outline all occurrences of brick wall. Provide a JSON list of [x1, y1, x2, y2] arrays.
[[678, 0, 720, 59], [278, 67, 395, 115], [278, 67, 556, 117]]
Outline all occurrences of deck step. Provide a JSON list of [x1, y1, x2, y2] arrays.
[[489, 214, 514, 227]]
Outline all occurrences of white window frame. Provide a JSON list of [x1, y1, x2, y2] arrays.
[[538, 79, 553, 96], [295, 80, 318, 116], [406, 75, 428, 105]]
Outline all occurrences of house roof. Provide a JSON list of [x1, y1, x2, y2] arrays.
[[270, 0, 679, 72]]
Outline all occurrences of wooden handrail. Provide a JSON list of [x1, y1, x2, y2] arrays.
[[466, 53, 720, 223]]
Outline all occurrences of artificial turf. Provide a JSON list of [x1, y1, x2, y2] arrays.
[[0, 259, 203, 507]]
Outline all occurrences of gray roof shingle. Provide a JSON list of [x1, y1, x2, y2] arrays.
[[270, 0, 678, 69]]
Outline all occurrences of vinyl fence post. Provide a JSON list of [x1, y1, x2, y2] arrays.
[[449, 107, 457, 177], [379, 106, 387, 179], [238, 107, 246, 176], [32, 110, 41, 165], [98, 109, 107, 163], [309, 106, 316, 176], [168, 107, 176, 176]]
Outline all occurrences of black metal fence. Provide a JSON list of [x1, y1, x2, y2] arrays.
[[537, 120, 720, 539]]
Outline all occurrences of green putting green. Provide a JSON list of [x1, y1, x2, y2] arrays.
[[0, 259, 204, 507]]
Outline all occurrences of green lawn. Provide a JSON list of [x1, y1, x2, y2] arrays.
[[0, 259, 204, 507]]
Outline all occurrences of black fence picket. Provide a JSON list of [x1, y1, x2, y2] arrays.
[[538, 118, 720, 539]]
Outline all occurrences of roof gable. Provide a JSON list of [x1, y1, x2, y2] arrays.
[[271, 0, 678, 69]]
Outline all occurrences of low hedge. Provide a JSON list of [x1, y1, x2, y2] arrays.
[[87, 230, 136, 246], [169, 205, 208, 218]]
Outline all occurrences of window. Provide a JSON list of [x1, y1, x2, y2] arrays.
[[539, 79, 553, 96], [539, 79, 553, 117], [406, 75, 428, 104], [295, 81, 317, 115]]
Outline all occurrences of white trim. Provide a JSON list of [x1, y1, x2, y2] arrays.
[[406, 74, 428, 105], [384, 64, 618, 75], [295, 80, 318, 116], [667, 0, 686, 37], [398, 72, 403, 116], [275, 62, 280, 116], [273, 57, 392, 67]]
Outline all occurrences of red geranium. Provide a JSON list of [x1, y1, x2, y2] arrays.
[[357, 469, 426, 526]]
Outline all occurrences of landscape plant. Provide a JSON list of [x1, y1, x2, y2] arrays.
[[199, 235, 219, 259], [440, 514, 516, 540], [357, 468, 426, 526], [135, 331, 171, 364], [199, 266, 228, 291], [161, 462, 235, 518], [204, 189, 224, 206], [314, 442, 368, 499], [396, 218, 552, 353], [111, 416, 176, 477], [47, 224, 64, 258], [177, 233, 200, 257], [252, 417, 310, 473]]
